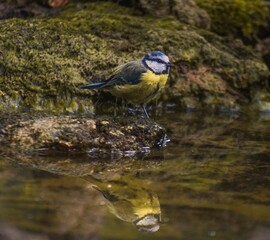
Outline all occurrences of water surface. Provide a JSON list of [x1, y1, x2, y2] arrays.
[[1, 111, 270, 240]]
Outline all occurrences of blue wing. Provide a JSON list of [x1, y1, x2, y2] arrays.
[[81, 60, 147, 89]]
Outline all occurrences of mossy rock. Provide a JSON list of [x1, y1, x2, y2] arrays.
[[0, 1, 269, 113], [195, 0, 269, 38]]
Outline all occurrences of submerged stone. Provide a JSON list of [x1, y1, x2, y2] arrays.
[[0, 115, 166, 155]]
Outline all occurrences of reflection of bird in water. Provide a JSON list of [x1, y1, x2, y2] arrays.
[[133, 212, 161, 232], [81, 51, 171, 118], [83, 175, 161, 232]]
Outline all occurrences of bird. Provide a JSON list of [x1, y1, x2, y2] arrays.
[[81, 51, 171, 118]]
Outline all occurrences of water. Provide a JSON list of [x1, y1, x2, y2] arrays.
[[0, 111, 270, 240]]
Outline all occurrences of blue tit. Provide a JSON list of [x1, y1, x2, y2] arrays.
[[81, 51, 171, 118]]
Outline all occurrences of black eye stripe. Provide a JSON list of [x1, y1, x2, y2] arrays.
[[146, 58, 168, 65]]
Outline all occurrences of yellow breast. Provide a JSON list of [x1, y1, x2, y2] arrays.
[[141, 70, 168, 89], [109, 70, 168, 104]]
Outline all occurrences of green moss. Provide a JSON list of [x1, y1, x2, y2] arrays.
[[0, 1, 269, 112], [195, 0, 269, 38]]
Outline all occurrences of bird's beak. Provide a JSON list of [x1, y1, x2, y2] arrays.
[[168, 62, 173, 67]]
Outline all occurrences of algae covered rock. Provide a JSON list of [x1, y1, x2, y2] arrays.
[[0, 1, 269, 112]]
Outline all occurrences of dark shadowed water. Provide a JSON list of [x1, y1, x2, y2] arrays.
[[1, 111, 270, 240]]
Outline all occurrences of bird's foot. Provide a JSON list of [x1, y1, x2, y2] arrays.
[[125, 106, 151, 118], [157, 133, 170, 147], [126, 107, 138, 116]]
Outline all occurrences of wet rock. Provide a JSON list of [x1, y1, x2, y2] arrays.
[[0, 223, 49, 240], [0, 2, 59, 20], [48, 0, 69, 7], [121, 0, 211, 29], [0, 0, 210, 29], [0, 1, 269, 112], [256, 37, 270, 69], [195, 0, 269, 38], [0, 115, 165, 155]]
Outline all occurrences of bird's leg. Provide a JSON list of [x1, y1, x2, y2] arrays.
[[141, 104, 150, 119], [125, 102, 136, 116], [114, 97, 119, 117], [122, 99, 127, 114]]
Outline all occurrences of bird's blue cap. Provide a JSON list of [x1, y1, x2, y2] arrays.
[[144, 51, 171, 66]]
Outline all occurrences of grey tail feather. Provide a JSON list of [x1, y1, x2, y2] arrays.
[[81, 82, 107, 90]]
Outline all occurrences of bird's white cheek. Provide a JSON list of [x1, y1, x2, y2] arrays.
[[146, 60, 166, 74]]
